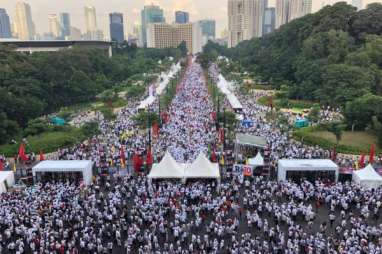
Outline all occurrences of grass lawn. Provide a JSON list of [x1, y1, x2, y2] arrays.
[[294, 127, 381, 154], [0, 128, 87, 157], [310, 131, 378, 150], [257, 96, 313, 110]]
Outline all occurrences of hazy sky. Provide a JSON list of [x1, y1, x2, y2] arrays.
[[1, 0, 381, 38]]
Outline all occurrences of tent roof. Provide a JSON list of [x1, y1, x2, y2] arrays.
[[33, 160, 93, 172], [278, 159, 338, 170], [227, 93, 243, 110], [236, 134, 267, 148], [0, 171, 14, 183], [148, 152, 185, 179], [353, 164, 382, 181], [248, 152, 264, 166], [137, 95, 156, 110], [184, 153, 220, 179]]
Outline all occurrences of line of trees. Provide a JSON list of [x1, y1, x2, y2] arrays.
[[0, 44, 184, 145], [202, 2, 382, 143]]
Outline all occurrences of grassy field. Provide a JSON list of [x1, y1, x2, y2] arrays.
[[311, 131, 378, 150], [257, 96, 313, 110], [0, 127, 87, 157], [294, 127, 381, 154]]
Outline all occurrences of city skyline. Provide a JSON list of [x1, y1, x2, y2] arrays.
[[1, 0, 381, 40]]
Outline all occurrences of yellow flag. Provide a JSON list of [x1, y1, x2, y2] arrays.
[[220, 155, 225, 166], [355, 161, 359, 170], [13, 163, 16, 172]]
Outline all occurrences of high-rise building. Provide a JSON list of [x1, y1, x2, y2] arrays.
[[276, 0, 289, 29], [192, 22, 204, 54], [60, 13, 71, 39], [288, 0, 301, 21], [70, 26, 82, 40], [85, 5, 97, 39], [147, 23, 173, 49], [276, 0, 311, 29], [352, 0, 363, 10], [301, 0, 313, 16], [141, 4, 165, 47], [109, 12, 124, 43], [175, 11, 189, 24], [253, 0, 265, 38], [147, 22, 202, 54], [0, 8, 12, 38], [198, 20, 216, 40], [48, 14, 60, 39], [263, 7, 276, 35], [228, 0, 265, 48], [14, 1, 35, 40]]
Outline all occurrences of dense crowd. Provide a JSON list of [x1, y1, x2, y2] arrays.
[[153, 62, 216, 162], [1, 60, 382, 254], [1, 174, 381, 253]]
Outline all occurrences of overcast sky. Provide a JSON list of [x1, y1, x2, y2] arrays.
[[1, 0, 381, 38]]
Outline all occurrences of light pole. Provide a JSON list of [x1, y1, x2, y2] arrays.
[[223, 107, 226, 151], [147, 109, 151, 150]]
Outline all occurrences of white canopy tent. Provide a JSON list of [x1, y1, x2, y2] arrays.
[[184, 153, 220, 180], [0, 171, 15, 194], [156, 62, 181, 95], [248, 153, 264, 167], [148, 152, 185, 179], [216, 74, 243, 110], [137, 95, 156, 110], [226, 93, 243, 110], [137, 62, 181, 110], [32, 160, 94, 185], [353, 164, 382, 189], [278, 159, 339, 182]]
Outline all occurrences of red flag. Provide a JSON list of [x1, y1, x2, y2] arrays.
[[133, 152, 142, 172], [0, 160, 4, 171], [39, 151, 45, 161], [219, 128, 225, 144], [161, 112, 169, 124], [210, 149, 217, 162], [146, 148, 153, 165], [120, 146, 126, 166], [331, 147, 337, 161], [211, 111, 217, 121], [152, 122, 159, 138], [359, 153, 365, 168], [18, 144, 28, 162], [369, 144, 375, 164]]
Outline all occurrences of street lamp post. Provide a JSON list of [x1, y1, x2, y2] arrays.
[[147, 109, 151, 150], [223, 107, 226, 151], [158, 96, 161, 127]]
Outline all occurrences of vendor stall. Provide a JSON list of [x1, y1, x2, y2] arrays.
[[278, 159, 339, 183], [234, 134, 267, 162], [32, 160, 94, 185]]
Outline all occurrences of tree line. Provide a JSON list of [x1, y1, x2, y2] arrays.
[[0, 44, 183, 145], [202, 2, 382, 139]]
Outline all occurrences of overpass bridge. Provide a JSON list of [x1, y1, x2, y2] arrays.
[[0, 40, 113, 57]]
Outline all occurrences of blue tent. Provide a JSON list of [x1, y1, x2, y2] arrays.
[[241, 119, 254, 128], [51, 117, 66, 126], [295, 119, 309, 128]]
